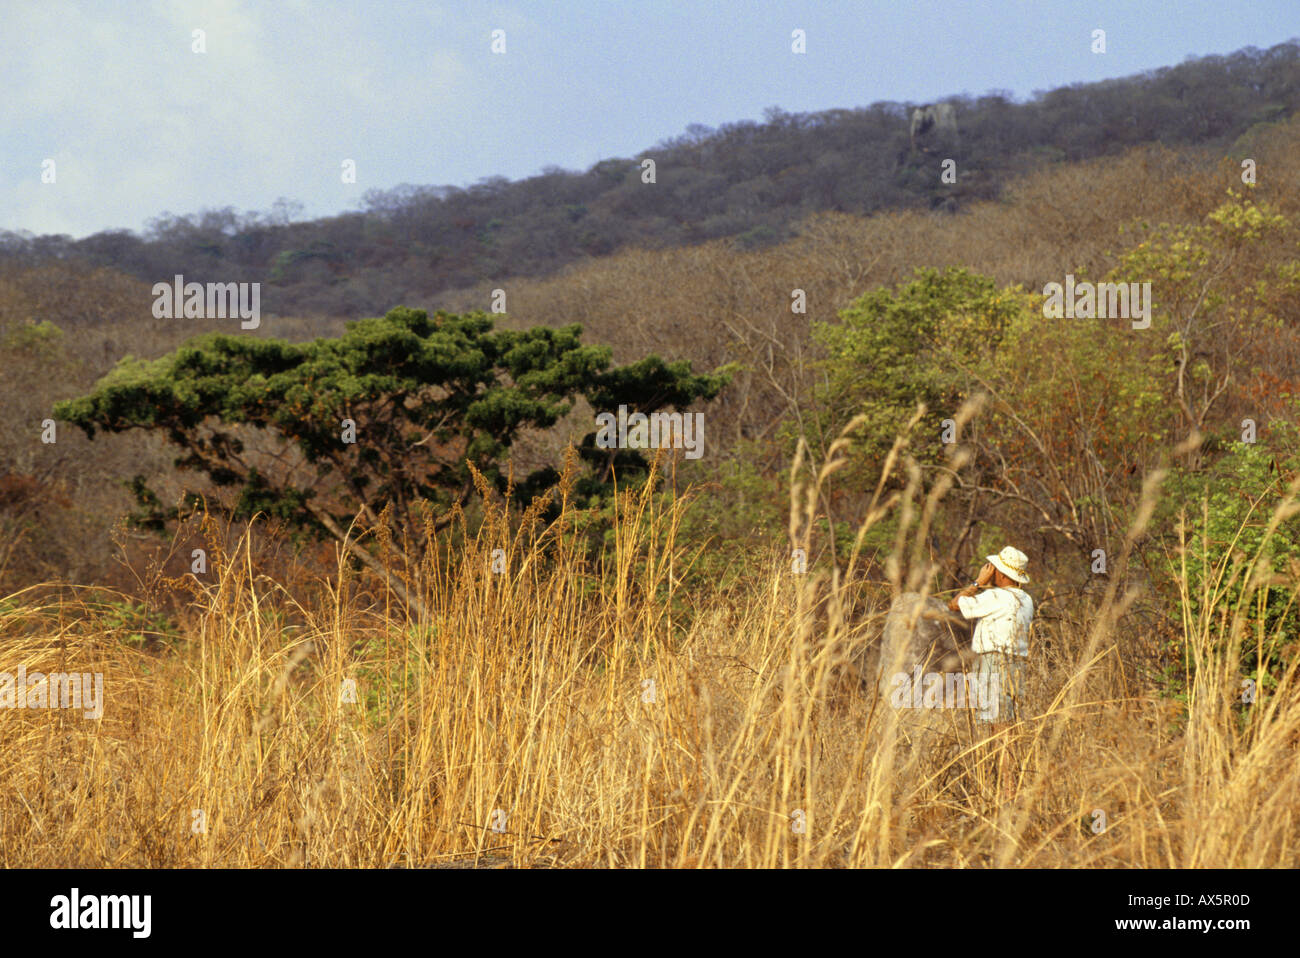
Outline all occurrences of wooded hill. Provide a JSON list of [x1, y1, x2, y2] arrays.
[[2, 41, 1298, 320]]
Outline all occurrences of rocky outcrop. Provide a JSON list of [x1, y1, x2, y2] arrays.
[[852, 591, 974, 693]]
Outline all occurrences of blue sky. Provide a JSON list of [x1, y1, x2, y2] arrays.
[[3, 0, 1296, 238]]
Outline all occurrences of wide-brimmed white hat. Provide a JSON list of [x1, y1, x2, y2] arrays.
[[988, 546, 1031, 584]]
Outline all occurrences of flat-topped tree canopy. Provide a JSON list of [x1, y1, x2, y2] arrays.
[[55, 306, 729, 551]]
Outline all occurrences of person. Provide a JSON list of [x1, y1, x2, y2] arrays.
[[946, 546, 1033, 724]]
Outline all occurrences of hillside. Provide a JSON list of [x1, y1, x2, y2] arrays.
[[2, 41, 1298, 320], [5, 113, 1300, 593], [4, 31, 1300, 875]]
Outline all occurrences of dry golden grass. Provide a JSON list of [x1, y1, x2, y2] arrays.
[[1, 429, 1298, 869]]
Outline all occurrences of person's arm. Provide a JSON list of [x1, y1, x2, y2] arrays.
[[948, 562, 995, 612], [947, 582, 978, 613]]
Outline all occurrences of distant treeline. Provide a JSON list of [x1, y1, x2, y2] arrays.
[[3, 40, 1298, 319]]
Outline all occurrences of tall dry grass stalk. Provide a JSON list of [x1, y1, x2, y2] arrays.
[[1, 422, 1297, 868]]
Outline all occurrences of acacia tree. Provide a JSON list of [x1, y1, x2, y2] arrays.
[[55, 306, 726, 605]]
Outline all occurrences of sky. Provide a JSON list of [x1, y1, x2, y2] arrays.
[[3, 0, 1296, 239]]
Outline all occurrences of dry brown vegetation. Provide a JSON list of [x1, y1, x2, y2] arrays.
[[1, 416, 1296, 868], [5, 122, 1300, 592], [3, 123, 1300, 868], [436, 121, 1300, 471]]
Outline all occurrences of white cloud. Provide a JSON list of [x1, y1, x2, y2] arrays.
[[1, 0, 467, 236]]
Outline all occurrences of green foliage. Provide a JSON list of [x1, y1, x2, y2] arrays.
[[1116, 191, 1287, 304], [979, 271, 1170, 542], [0, 319, 65, 357], [1163, 421, 1300, 693], [349, 627, 437, 730], [812, 266, 1026, 475], [95, 599, 182, 648], [55, 307, 727, 550]]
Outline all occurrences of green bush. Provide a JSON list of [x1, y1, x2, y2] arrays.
[[1163, 421, 1300, 695]]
